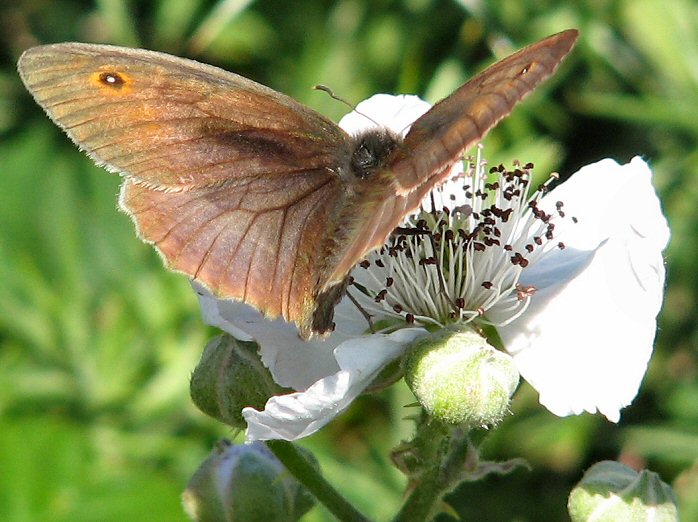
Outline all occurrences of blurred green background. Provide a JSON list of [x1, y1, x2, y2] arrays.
[[1, 0, 697, 520]]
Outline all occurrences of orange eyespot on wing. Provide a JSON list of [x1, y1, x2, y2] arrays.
[[91, 70, 132, 94]]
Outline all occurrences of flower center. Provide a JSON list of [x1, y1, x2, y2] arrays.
[[349, 147, 571, 332]]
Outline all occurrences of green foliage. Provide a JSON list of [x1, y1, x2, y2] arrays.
[[1, 0, 696, 520], [0, 417, 190, 521]]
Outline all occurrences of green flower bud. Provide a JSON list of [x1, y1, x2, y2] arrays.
[[183, 440, 315, 522], [568, 461, 678, 522], [190, 334, 285, 428], [402, 327, 519, 427]]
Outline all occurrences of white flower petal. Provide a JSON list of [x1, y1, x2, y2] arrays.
[[243, 328, 427, 441], [338, 94, 432, 137], [194, 282, 369, 390], [498, 158, 669, 421]]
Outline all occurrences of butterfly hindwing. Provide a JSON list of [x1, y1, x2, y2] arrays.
[[121, 169, 346, 336]]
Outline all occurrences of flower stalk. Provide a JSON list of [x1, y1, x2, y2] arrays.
[[266, 440, 371, 522]]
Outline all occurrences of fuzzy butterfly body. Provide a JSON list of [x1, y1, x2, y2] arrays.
[[18, 29, 578, 339]]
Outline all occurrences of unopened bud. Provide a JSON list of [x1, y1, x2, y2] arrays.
[[402, 327, 519, 427], [183, 440, 315, 522], [190, 335, 285, 428], [568, 460, 678, 522]]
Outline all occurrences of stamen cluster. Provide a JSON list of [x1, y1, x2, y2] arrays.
[[351, 150, 572, 331]]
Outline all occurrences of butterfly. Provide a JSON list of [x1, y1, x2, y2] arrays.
[[18, 29, 578, 340]]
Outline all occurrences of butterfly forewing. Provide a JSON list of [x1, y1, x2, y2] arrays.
[[388, 29, 578, 195], [18, 43, 350, 190]]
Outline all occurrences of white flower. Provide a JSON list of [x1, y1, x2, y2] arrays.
[[196, 94, 670, 441], [492, 157, 670, 421]]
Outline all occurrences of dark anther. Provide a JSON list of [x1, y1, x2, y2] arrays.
[[374, 289, 388, 302]]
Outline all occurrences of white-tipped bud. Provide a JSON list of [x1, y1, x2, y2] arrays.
[[568, 461, 678, 522], [402, 327, 519, 427]]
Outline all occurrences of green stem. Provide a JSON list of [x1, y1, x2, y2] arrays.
[[266, 440, 371, 522]]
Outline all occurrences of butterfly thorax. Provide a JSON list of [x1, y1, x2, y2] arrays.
[[348, 129, 401, 180]]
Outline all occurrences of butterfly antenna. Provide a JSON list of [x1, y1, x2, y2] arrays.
[[345, 288, 376, 334], [313, 84, 382, 128]]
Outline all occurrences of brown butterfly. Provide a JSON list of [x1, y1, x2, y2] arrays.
[[17, 29, 578, 340]]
